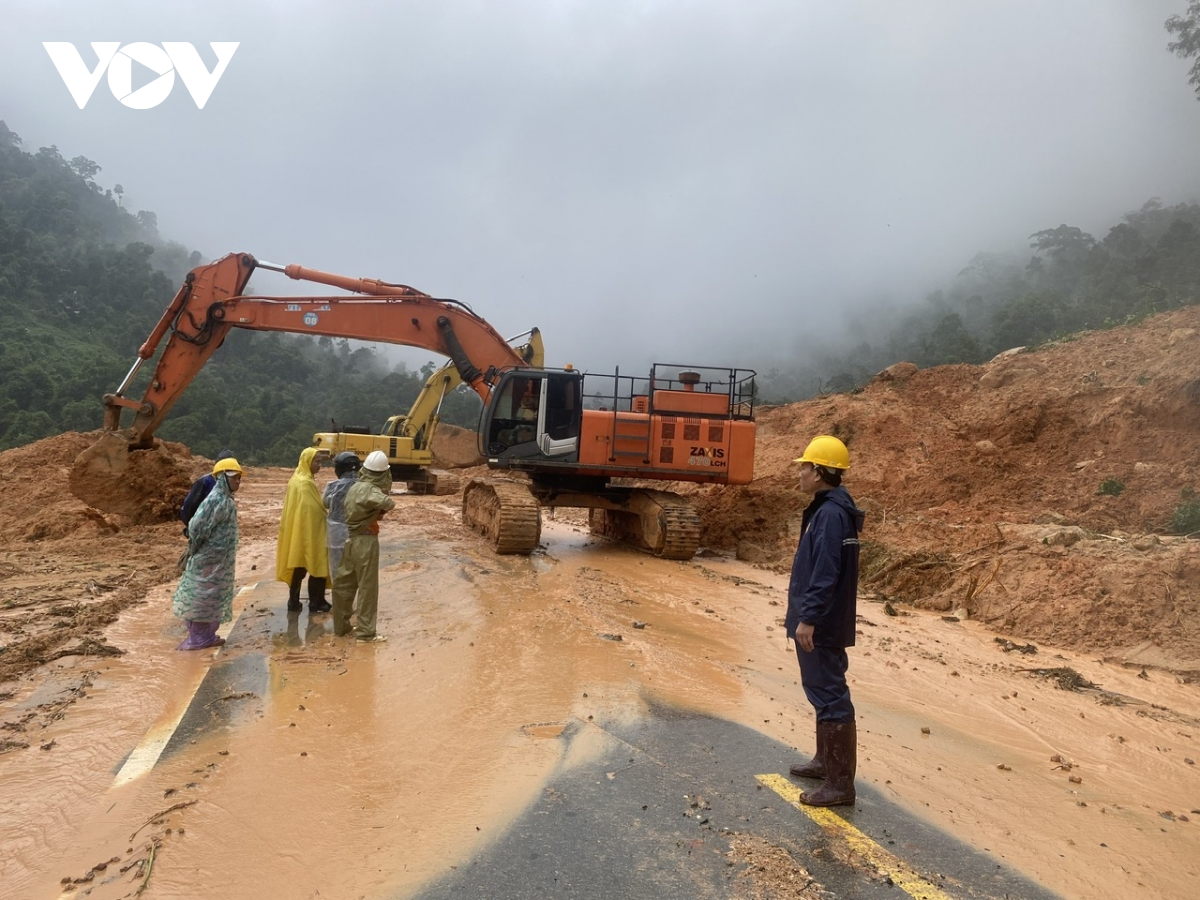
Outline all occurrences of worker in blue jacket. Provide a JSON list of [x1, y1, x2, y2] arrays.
[[180, 449, 235, 537], [784, 435, 865, 807]]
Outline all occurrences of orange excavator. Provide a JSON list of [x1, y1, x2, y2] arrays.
[[79, 252, 757, 559]]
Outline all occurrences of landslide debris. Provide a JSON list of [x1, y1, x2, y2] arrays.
[[69, 431, 196, 522], [690, 305, 1200, 668], [0, 432, 207, 685]]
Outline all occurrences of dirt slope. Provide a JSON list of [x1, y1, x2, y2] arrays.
[[692, 304, 1200, 669], [0, 435, 279, 687], [0, 307, 1198, 688]]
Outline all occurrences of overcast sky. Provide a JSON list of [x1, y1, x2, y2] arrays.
[[3, 0, 1200, 375]]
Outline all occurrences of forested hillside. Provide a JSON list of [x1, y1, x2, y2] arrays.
[[0, 121, 480, 463], [758, 198, 1200, 400]]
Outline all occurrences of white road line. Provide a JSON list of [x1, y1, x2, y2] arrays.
[[111, 585, 257, 789]]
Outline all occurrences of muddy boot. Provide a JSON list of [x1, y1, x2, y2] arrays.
[[308, 577, 331, 613], [800, 721, 856, 807], [287, 568, 305, 612], [789, 724, 825, 779]]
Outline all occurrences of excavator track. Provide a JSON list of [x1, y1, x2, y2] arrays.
[[587, 489, 701, 560], [462, 479, 541, 554], [407, 469, 462, 496]]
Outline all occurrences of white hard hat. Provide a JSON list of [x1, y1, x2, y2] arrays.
[[363, 450, 390, 472]]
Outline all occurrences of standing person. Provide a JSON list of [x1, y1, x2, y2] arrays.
[[784, 435, 865, 807], [277, 447, 331, 613], [323, 451, 361, 578], [331, 450, 395, 643], [172, 457, 243, 650], [180, 449, 235, 537]]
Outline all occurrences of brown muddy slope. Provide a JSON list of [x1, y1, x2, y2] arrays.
[[0, 434, 281, 686], [692, 304, 1200, 668]]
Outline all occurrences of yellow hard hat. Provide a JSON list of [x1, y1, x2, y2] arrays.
[[213, 457, 244, 476], [794, 435, 850, 470]]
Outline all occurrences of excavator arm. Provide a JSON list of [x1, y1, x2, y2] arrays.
[[102, 252, 534, 449], [390, 330, 544, 444], [71, 251, 541, 517], [308, 331, 545, 491]]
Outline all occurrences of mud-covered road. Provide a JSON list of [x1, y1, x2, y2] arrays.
[[3, 469, 1199, 900]]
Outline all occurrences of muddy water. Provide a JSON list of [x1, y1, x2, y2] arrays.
[[2, 519, 756, 900], [3, 509, 1200, 900]]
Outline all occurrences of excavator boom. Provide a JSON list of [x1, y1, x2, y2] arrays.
[[102, 253, 529, 449]]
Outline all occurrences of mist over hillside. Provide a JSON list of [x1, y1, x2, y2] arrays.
[[3, 113, 1200, 460]]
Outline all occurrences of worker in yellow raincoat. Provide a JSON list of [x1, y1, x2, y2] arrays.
[[277, 447, 331, 612]]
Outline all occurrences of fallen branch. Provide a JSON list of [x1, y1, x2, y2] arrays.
[[965, 559, 1002, 605], [135, 840, 158, 896], [995, 637, 1038, 655], [869, 553, 954, 582], [129, 800, 197, 841]]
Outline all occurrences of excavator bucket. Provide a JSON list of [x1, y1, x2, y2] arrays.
[[70, 431, 195, 523]]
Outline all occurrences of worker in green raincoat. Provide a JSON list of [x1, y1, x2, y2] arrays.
[[172, 458, 243, 650], [331, 450, 396, 642]]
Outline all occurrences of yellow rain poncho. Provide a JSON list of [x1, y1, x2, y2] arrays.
[[276, 447, 330, 583]]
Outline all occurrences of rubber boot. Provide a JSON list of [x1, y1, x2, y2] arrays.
[[308, 576, 331, 613], [789, 725, 825, 779], [287, 568, 305, 612], [800, 721, 856, 807]]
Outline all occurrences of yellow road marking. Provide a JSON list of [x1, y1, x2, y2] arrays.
[[111, 586, 256, 788], [757, 773, 956, 900]]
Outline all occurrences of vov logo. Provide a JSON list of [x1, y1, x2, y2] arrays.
[[43, 42, 239, 110]]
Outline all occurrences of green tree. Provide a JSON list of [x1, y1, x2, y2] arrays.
[[69, 155, 101, 185], [1167, 2, 1200, 100], [918, 312, 981, 366], [989, 293, 1063, 351]]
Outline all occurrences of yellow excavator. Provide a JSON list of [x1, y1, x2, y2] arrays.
[[311, 330, 544, 494]]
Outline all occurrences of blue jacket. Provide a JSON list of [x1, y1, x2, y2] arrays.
[[785, 485, 865, 648], [180, 474, 217, 535]]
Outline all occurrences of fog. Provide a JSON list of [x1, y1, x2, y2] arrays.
[[3, 0, 1199, 376]]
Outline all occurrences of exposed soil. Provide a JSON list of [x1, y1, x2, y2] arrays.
[[430, 422, 484, 468], [0, 307, 1199, 899], [0, 434, 282, 687], [691, 305, 1200, 671]]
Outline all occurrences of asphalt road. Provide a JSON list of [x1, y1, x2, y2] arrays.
[[161, 631, 1059, 900], [412, 702, 1060, 900]]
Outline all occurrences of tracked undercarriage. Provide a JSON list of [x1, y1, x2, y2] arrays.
[[461, 479, 542, 554], [462, 478, 701, 559], [404, 469, 462, 496]]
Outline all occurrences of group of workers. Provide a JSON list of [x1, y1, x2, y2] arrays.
[[171, 447, 395, 653], [168, 432, 864, 809], [276, 447, 395, 642]]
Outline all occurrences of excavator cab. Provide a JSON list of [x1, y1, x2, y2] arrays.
[[483, 369, 582, 461]]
